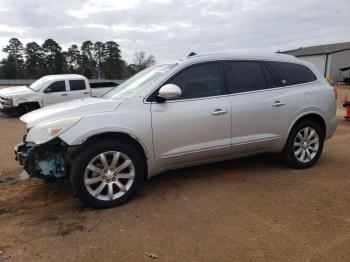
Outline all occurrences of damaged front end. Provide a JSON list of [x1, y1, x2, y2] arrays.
[[15, 137, 71, 179]]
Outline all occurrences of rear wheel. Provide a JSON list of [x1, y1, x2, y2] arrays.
[[70, 139, 145, 208], [284, 120, 324, 169]]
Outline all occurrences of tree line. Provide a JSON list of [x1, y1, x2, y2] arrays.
[[0, 38, 156, 80]]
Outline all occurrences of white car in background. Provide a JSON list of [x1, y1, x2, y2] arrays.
[[0, 74, 119, 116]]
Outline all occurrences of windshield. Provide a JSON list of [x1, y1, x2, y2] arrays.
[[103, 64, 176, 100], [29, 77, 49, 92]]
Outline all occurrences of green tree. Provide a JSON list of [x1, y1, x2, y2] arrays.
[[66, 44, 80, 72], [80, 41, 95, 78], [24, 42, 45, 78], [102, 41, 124, 79], [1, 55, 17, 78], [0, 38, 131, 80], [0, 59, 5, 78], [2, 38, 24, 78], [42, 39, 66, 74], [93, 41, 105, 78]]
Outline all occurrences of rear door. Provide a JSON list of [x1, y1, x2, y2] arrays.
[[42, 81, 68, 106], [151, 62, 232, 170], [68, 79, 91, 100], [225, 61, 292, 155]]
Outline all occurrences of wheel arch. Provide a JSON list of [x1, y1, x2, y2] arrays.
[[78, 132, 149, 179], [287, 112, 326, 140], [18, 101, 41, 109]]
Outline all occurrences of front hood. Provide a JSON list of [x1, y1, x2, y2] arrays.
[[0, 86, 35, 97], [21, 97, 121, 128]]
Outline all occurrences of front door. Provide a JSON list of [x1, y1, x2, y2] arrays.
[[42, 80, 68, 106], [150, 62, 232, 170]]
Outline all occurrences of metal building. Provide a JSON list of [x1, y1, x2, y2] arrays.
[[280, 42, 350, 84]]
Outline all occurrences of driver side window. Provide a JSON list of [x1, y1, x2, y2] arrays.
[[45, 81, 66, 93], [166, 62, 224, 100]]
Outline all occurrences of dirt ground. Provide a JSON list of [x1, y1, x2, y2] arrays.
[[0, 87, 350, 261]]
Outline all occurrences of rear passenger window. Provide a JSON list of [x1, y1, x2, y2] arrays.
[[166, 62, 224, 100], [69, 80, 86, 91], [225, 61, 267, 93], [267, 61, 317, 86], [261, 63, 281, 88]]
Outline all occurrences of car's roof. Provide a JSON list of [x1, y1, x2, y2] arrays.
[[42, 74, 87, 81], [180, 52, 300, 65]]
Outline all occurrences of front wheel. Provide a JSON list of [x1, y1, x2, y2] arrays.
[[70, 139, 145, 208], [283, 120, 325, 169]]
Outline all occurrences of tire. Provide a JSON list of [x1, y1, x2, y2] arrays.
[[283, 120, 325, 169], [70, 139, 145, 208]]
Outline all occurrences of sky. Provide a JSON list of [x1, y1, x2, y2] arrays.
[[0, 0, 349, 63]]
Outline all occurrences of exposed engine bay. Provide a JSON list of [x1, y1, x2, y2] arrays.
[[15, 138, 73, 179]]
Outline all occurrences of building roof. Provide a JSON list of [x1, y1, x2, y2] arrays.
[[280, 42, 350, 57]]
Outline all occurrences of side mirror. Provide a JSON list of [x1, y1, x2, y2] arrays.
[[44, 87, 52, 93], [158, 84, 182, 100]]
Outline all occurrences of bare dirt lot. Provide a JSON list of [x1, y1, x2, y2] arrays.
[[0, 87, 350, 261]]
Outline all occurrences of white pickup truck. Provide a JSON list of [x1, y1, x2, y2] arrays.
[[0, 74, 119, 116]]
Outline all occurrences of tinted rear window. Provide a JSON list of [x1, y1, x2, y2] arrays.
[[69, 80, 86, 91], [261, 63, 281, 88], [267, 61, 317, 86], [225, 61, 267, 93], [90, 82, 119, 89]]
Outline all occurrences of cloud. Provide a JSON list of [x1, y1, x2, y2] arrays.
[[68, 0, 139, 18], [0, 24, 28, 33], [0, 0, 349, 63]]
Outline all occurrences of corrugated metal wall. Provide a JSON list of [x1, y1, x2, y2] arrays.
[[298, 55, 326, 76], [329, 50, 350, 83]]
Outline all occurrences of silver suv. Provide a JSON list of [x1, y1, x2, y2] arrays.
[[15, 53, 337, 208]]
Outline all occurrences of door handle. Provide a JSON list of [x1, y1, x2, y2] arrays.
[[272, 101, 286, 107], [61, 93, 68, 96], [212, 109, 227, 115], [83, 92, 90, 94]]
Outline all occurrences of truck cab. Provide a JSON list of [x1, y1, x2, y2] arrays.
[[0, 74, 118, 116], [39, 75, 91, 106]]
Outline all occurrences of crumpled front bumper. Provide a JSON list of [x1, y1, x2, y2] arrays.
[[15, 140, 44, 178], [14, 138, 71, 179], [14, 142, 31, 166]]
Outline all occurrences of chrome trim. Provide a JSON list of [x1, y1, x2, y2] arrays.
[[159, 137, 280, 160], [212, 109, 227, 115], [160, 145, 231, 159], [232, 137, 280, 147]]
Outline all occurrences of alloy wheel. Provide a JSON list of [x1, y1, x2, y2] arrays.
[[84, 151, 135, 201], [293, 127, 320, 163]]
